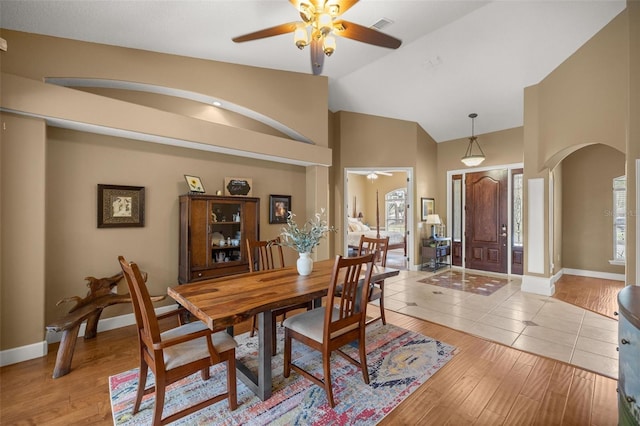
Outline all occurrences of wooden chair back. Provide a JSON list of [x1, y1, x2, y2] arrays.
[[246, 237, 285, 272], [357, 234, 390, 326], [119, 256, 163, 354], [357, 235, 389, 267], [324, 254, 375, 342]]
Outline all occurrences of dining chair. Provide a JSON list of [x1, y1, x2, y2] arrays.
[[282, 253, 375, 407], [246, 238, 312, 353], [357, 235, 390, 326], [118, 256, 238, 425]]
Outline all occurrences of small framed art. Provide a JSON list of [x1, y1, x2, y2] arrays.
[[97, 184, 145, 228], [269, 194, 291, 224], [184, 175, 205, 193], [421, 197, 435, 221]]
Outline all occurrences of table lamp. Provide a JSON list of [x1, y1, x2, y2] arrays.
[[425, 214, 441, 238]]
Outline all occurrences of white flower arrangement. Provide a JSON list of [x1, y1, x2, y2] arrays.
[[278, 209, 337, 254]]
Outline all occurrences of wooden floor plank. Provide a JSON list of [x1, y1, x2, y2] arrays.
[[553, 275, 623, 319], [563, 374, 595, 426], [519, 357, 556, 402], [591, 374, 619, 426], [503, 394, 541, 426]]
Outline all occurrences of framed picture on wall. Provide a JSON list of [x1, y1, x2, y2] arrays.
[[184, 175, 205, 193], [421, 197, 435, 221], [97, 184, 145, 228], [269, 194, 291, 224]]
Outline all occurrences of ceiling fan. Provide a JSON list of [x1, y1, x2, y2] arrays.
[[232, 0, 402, 75]]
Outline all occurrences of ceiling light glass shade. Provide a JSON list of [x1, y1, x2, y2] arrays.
[[317, 13, 333, 35], [294, 24, 309, 49], [461, 137, 486, 166], [367, 173, 378, 180], [461, 113, 485, 167], [323, 35, 336, 56]]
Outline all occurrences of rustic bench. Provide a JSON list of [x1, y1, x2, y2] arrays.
[[46, 271, 164, 378]]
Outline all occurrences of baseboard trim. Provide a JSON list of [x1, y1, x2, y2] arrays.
[[0, 341, 48, 367], [1, 304, 176, 367], [522, 274, 556, 296], [562, 268, 625, 282]]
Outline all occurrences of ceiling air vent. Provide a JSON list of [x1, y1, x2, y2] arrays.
[[371, 18, 393, 31]]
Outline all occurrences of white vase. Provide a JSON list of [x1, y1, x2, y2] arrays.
[[297, 252, 313, 276]]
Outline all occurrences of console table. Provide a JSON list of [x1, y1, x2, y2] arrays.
[[421, 237, 451, 272]]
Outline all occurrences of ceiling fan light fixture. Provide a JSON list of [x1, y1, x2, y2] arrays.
[[367, 173, 379, 181], [323, 35, 336, 56], [317, 13, 333, 36], [294, 23, 309, 49], [461, 113, 486, 167]]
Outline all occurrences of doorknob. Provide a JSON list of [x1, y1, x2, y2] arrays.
[[501, 224, 507, 237]]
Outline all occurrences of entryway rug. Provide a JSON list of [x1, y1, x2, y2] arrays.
[[418, 270, 511, 296], [109, 323, 456, 425]]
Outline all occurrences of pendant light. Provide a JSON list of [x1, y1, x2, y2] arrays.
[[461, 113, 485, 167]]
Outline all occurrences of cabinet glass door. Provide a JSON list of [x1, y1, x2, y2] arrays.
[[210, 201, 242, 266]]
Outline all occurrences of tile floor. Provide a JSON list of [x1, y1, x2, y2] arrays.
[[377, 267, 619, 379]]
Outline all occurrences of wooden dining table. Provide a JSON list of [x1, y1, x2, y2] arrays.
[[167, 257, 400, 401]]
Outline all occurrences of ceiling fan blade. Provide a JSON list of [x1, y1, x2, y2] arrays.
[[329, 0, 359, 15], [334, 20, 402, 49], [232, 22, 299, 43], [310, 38, 325, 75], [375, 171, 393, 176]]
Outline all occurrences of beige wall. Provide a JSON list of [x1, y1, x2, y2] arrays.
[[626, 0, 639, 285], [561, 144, 625, 273], [332, 111, 436, 266], [415, 126, 438, 246], [1, 30, 328, 147], [552, 162, 563, 274], [1, 114, 47, 349], [523, 5, 636, 285], [537, 12, 628, 169], [44, 128, 307, 325]]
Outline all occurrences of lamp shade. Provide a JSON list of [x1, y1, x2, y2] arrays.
[[425, 214, 441, 225], [461, 113, 485, 167]]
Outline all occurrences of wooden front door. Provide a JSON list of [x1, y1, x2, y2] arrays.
[[465, 169, 508, 273]]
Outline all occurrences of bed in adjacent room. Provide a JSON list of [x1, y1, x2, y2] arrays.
[[347, 217, 406, 256]]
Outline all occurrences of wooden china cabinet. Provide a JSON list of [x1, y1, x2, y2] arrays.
[[178, 194, 259, 284]]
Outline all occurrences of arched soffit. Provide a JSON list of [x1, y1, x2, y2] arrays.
[[44, 77, 314, 144], [545, 141, 626, 170]]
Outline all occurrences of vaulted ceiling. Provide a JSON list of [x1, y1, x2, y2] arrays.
[[0, 0, 626, 142]]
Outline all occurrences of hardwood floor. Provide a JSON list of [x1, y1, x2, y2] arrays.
[[553, 274, 624, 319], [0, 279, 620, 425]]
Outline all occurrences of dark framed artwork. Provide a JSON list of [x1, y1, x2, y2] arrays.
[[421, 197, 435, 221], [97, 184, 145, 228], [269, 194, 291, 224]]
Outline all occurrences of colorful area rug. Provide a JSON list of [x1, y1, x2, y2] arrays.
[[418, 270, 511, 296], [110, 323, 456, 425]]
